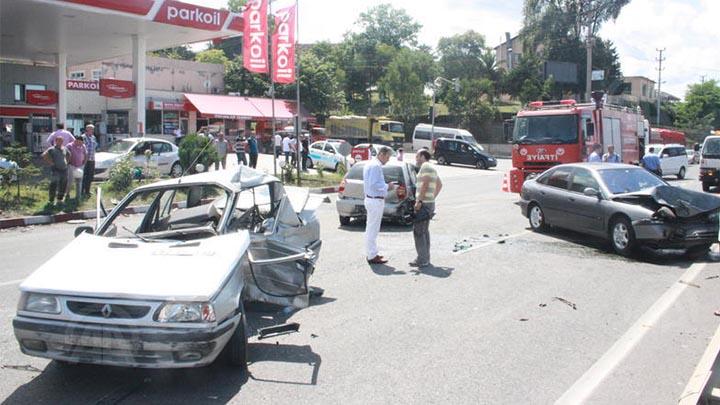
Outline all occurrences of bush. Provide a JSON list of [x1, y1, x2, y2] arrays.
[[281, 162, 296, 183], [0, 143, 40, 201], [178, 134, 218, 174], [315, 162, 325, 178], [107, 155, 135, 192]]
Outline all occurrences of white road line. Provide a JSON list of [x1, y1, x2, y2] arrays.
[[0, 278, 24, 287], [452, 230, 531, 255], [555, 261, 708, 405]]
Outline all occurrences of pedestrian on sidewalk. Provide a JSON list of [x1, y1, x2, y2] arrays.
[[274, 132, 282, 158], [65, 136, 88, 200], [290, 135, 298, 166], [282, 134, 291, 164], [364, 146, 395, 265], [81, 124, 97, 197], [410, 149, 442, 268], [214, 133, 228, 170], [248, 133, 259, 169], [301, 136, 309, 171], [234, 134, 247, 166], [42, 137, 70, 205], [46, 123, 75, 148]]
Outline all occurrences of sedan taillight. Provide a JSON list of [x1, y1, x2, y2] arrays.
[[396, 184, 407, 199], [338, 179, 346, 196]]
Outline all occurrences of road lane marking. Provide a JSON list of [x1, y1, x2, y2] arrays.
[[452, 230, 531, 255], [555, 261, 707, 405], [0, 278, 24, 287]]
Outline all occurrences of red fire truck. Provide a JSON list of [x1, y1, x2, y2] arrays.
[[507, 96, 648, 193]]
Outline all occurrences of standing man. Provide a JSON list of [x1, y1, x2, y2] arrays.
[[248, 133, 259, 169], [234, 133, 247, 166], [173, 127, 183, 146], [641, 146, 663, 176], [46, 123, 75, 148], [290, 135, 298, 166], [82, 124, 97, 197], [65, 136, 87, 200], [411, 150, 442, 268], [363, 146, 395, 265], [301, 135, 309, 172], [42, 137, 69, 205], [588, 143, 602, 162], [274, 132, 282, 159], [282, 134, 292, 164], [214, 132, 228, 170], [602, 145, 621, 163]]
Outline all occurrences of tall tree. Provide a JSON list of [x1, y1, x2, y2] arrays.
[[195, 49, 230, 65], [379, 48, 437, 123], [675, 80, 720, 131], [437, 31, 487, 81], [149, 46, 195, 61], [355, 3, 421, 48]]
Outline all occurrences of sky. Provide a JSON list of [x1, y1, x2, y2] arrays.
[[190, 0, 720, 99]]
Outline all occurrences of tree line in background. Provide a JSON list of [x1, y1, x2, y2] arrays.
[[151, 0, 719, 142]]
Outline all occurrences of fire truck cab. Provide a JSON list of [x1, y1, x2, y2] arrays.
[[507, 97, 647, 193]]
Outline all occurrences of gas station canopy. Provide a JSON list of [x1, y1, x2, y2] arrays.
[[0, 0, 244, 65]]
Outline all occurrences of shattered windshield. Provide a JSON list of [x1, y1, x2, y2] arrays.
[[99, 185, 230, 241], [598, 168, 666, 195], [513, 115, 578, 145]]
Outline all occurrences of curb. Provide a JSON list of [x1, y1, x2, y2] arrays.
[[0, 186, 339, 230]]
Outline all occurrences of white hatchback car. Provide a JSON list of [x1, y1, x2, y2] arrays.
[[646, 143, 688, 179], [95, 137, 181, 179]]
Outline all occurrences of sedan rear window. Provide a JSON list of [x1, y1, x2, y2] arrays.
[[598, 168, 666, 194], [346, 164, 405, 184]]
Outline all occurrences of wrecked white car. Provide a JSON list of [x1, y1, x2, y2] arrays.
[[13, 168, 323, 369]]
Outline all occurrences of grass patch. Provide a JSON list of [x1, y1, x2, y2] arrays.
[[286, 170, 343, 188]]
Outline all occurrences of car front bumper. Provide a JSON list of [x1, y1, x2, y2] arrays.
[[633, 219, 718, 249], [700, 169, 720, 184], [13, 314, 239, 368]]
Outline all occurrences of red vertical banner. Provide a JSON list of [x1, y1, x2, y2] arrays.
[[272, 5, 296, 84], [243, 0, 268, 73]]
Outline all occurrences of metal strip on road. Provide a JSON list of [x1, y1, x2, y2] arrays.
[[555, 261, 708, 405], [0, 278, 24, 287], [452, 230, 531, 255]]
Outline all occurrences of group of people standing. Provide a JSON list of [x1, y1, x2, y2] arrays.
[[41, 123, 97, 205], [212, 132, 259, 170], [587, 143, 663, 176], [278, 133, 309, 171]]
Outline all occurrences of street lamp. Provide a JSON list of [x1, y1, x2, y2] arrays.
[[431, 77, 460, 141]]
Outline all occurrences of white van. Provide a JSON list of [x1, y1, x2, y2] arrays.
[[645, 143, 688, 179], [700, 136, 720, 191], [412, 124, 478, 151]]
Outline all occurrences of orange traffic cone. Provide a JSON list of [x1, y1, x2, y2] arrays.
[[501, 173, 509, 192]]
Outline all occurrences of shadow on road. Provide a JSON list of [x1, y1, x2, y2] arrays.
[[410, 265, 455, 278], [369, 263, 406, 276]]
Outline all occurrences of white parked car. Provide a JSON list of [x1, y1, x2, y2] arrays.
[[94, 137, 182, 179], [307, 140, 350, 172], [646, 143, 688, 179], [13, 168, 323, 369]]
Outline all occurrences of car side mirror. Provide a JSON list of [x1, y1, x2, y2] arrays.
[[583, 187, 601, 199], [74, 225, 94, 237]]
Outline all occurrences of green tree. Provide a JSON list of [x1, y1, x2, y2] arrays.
[[195, 49, 230, 65], [224, 56, 271, 97], [149, 46, 195, 61], [379, 48, 437, 123], [437, 31, 488, 81], [506, 55, 553, 103], [227, 0, 247, 12], [675, 80, 720, 131], [355, 3, 421, 48]]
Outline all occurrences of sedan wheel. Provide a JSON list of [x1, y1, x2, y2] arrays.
[[528, 204, 547, 232], [170, 162, 183, 178], [475, 159, 487, 170], [610, 217, 636, 257], [437, 156, 447, 165], [677, 166, 686, 179]]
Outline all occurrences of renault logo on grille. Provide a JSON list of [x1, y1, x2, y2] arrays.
[[101, 304, 112, 318]]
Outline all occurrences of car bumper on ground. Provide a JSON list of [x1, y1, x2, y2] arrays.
[[633, 219, 718, 249], [13, 314, 239, 368], [336, 198, 410, 220]]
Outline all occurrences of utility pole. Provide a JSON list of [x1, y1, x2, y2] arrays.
[[585, 31, 593, 102], [655, 48, 665, 126]]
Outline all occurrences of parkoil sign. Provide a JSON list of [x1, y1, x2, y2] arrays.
[[243, 0, 268, 73], [99, 79, 136, 99], [62, 0, 154, 15], [154, 0, 229, 31], [66, 80, 100, 91], [272, 5, 296, 84]]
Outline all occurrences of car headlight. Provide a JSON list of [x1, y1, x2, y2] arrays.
[[22, 293, 61, 314], [156, 302, 215, 323]]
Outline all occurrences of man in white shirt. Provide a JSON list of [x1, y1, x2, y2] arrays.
[[46, 123, 75, 148], [274, 132, 282, 158], [588, 143, 602, 162], [282, 135, 292, 163], [363, 146, 395, 264]]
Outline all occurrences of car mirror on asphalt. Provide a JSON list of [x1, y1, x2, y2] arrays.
[[583, 187, 601, 199], [73, 226, 94, 238]]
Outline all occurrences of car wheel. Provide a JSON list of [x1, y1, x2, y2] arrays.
[[677, 166, 686, 179], [475, 159, 487, 170], [170, 162, 182, 178], [528, 203, 547, 232], [685, 243, 712, 260], [223, 313, 248, 369], [609, 216, 636, 257], [437, 155, 447, 165], [703, 182, 711, 192], [339, 215, 351, 226]]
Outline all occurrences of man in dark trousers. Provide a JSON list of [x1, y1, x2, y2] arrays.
[[301, 135, 309, 171], [411, 149, 442, 267], [82, 124, 97, 197], [42, 136, 70, 205], [248, 133, 259, 169]]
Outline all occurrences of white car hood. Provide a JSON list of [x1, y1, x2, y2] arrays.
[[95, 152, 122, 164], [20, 232, 250, 301]]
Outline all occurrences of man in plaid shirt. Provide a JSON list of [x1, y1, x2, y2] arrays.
[[81, 124, 98, 197]]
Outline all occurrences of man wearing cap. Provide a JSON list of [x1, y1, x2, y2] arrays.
[[82, 124, 98, 197]]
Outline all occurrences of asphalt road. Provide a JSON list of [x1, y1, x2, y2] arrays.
[[1, 159, 719, 404]]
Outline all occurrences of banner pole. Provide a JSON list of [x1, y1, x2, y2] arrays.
[[295, 0, 301, 185], [269, 0, 277, 177]]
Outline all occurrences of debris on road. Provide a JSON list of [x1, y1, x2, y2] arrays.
[[497, 240, 506, 244], [705, 275, 719, 280], [678, 280, 701, 288], [714, 310, 720, 317], [311, 333, 319, 338], [1, 364, 42, 373], [539, 303, 547, 308], [519, 318, 529, 322], [552, 297, 577, 310], [258, 322, 301, 340]]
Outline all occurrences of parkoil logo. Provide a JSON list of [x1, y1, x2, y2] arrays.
[[167, 5, 221, 25], [272, 5, 296, 83], [107, 84, 128, 93], [243, 0, 268, 72], [154, 1, 229, 31]]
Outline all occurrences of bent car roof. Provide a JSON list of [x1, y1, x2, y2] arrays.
[[134, 167, 279, 193]]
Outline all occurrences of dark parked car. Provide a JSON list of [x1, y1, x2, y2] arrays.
[[433, 138, 496, 169], [519, 163, 720, 257]]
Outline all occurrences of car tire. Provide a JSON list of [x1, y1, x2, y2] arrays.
[[223, 313, 248, 369], [609, 216, 636, 257], [339, 215, 351, 226], [703, 182, 711, 192], [437, 155, 447, 165], [685, 243, 712, 260], [677, 166, 686, 179], [475, 159, 487, 170], [528, 203, 547, 232], [170, 162, 182, 178]]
